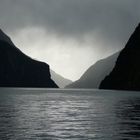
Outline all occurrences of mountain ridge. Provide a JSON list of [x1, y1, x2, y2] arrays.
[[50, 70, 72, 88], [100, 23, 140, 91], [0, 29, 58, 88], [66, 52, 119, 89]]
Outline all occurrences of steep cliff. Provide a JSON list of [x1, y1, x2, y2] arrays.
[[100, 24, 140, 91], [0, 29, 58, 88]]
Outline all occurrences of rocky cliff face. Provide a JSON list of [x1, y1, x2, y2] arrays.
[[0, 30, 58, 88], [100, 24, 140, 91]]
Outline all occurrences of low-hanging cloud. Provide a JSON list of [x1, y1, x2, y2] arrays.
[[0, 0, 140, 80], [0, 0, 140, 47]]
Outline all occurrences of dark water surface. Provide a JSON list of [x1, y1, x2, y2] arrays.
[[0, 88, 140, 140]]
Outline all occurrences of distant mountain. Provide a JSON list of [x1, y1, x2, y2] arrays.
[[50, 70, 72, 88], [100, 23, 140, 91], [66, 52, 119, 89], [0, 29, 58, 88]]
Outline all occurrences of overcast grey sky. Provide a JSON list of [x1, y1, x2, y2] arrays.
[[0, 0, 140, 80]]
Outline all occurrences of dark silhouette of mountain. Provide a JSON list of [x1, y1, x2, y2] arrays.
[[50, 70, 72, 88], [66, 52, 119, 88], [100, 23, 140, 91], [0, 29, 58, 88]]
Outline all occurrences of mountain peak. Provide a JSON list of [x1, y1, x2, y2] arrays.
[[125, 23, 140, 49], [133, 23, 140, 35], [0, 29, 14, 46]]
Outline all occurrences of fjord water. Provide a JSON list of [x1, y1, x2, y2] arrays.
[[0, 88, 140, 140]]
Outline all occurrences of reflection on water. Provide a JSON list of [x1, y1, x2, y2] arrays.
[[115, 98, 140, 139], [0, 88, 140, 140]]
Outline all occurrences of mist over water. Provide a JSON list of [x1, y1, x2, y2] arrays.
[[0, 88, 140, 139]]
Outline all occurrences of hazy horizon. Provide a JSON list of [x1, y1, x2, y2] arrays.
[[1, 0, 140, 80]]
